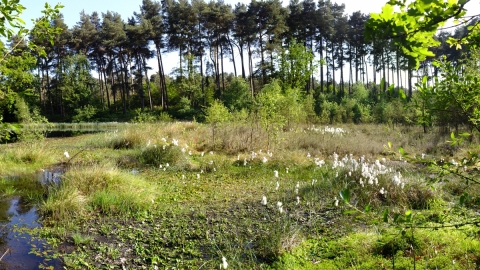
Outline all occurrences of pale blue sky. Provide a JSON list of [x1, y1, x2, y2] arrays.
[[20, 0, 392, 29]]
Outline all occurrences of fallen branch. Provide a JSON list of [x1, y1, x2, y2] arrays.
[[0, 248, 10, 262]]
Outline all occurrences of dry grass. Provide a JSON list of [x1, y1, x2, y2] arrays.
[[202, 123, 463, 162]]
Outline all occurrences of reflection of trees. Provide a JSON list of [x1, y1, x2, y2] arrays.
[[15, 197, 33, 216], [0, 200, 10, 223], [0, 225, 6, 244], [0, 199, 10, 249]]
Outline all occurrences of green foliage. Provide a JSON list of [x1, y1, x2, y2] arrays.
[[0, 0, 26, 40], [72, 104, 98, 123], [255, 80, 286, 148], [205, 100, 231, 148], [205, 100, 231, 126], [277, 40, 317, 91], [276, 229, 480, 269], [365, 0, 468, 68], [221, 77, 252, 112], [351, 83, 370, 104], [132, 108, 158, 123], [0, 2, 62, 142], [58, 54, 98, 119], [174, 96, 196, 119], [409, 50, 480, 132], [132, 109, 173, 123], [278, 87, 307, 128]]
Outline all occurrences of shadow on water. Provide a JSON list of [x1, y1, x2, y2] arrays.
[[23, 122, 128, 138], [0, 171, 63, 269]]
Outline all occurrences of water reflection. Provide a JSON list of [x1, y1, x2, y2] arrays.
[[0, 198, 61, 269], [39, 169, 62, 186]]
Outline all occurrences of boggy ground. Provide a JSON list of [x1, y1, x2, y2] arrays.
[[2, 122, 480, 269]]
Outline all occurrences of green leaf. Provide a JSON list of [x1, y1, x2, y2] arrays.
[[399, 89, 407, 100], [381, 4, 395, 21], [339, 189, 350, 204], [422, 76, 427, 84], [393, 213, 402, 223], [460, 192, 468, 205], [398, 147, 405, 155], [365, 204, 371, 213], [405, 210, 412, 222], [388, 142, 392, 149], [382, 209, 389, 223]]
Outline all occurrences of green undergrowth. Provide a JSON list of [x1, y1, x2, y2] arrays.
[[273, 228, 480, 269]]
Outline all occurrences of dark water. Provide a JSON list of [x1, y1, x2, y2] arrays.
[[22, 122, 127, 138], [0, 198, 61, 269], [0, 170, 63, 269]]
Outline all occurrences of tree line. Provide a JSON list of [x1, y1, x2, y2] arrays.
[[0, 0, 475, 125]]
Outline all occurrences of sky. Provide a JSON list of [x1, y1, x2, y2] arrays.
[[17, 0, 480, 79], [21, 0, 391, 28]]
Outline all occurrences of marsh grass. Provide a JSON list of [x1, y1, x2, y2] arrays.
[[40, 166, 157, 223], [0, 143, 57, 175], [138, 144, 190, 170], [275, 227, 480, 269], [40, 184, 88, 223], [2, 122, 479, 269], [71, 232, 93, 246]]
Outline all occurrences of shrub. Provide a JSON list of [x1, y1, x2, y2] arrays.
[[72, 104, 98, 123], [138, 144, 189, 169]]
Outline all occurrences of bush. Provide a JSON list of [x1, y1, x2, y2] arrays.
[[138, 144, 189, 169], [72, 105, 98, 123]]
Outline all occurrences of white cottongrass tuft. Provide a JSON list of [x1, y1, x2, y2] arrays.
[[296, 196, 300, 205], [275, 181, 280, 191], [221, 256, 228, 269], [277, 201, 284, 213], [261, 195, 267, 205], [334, 196, 339, 207], [172, 139, 179, 146], [274, 170, 279, 178], [64, 151, 69, 159]]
